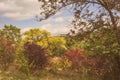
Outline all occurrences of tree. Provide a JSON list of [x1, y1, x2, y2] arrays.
[[0, 25, 21, 71], [23, 28, 67, 56], [0, 38, 17, 70], [45, 36, 67, 56], [79, 27, 120, 80], [1, 25, 21, 42], [38, 1, 120, 79], [23, 28, 50, 42], [38, 0, 120, 46]]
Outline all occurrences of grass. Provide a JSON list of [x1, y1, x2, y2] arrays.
[[0, 69, 101, 80]]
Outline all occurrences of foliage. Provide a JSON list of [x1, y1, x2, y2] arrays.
[[23, 42, 49, 71], [72, 27, 120, 79], [23, 28, 50, 42], [38, 0, 120, 46], [1, 25, 21, 42], [0, 24, 119, 79], [84, 27, 120, 79], [0, 38, 17, 70], [49, 57, 71, 71], [24, 28, 67, 56], [63, 45, 119, 79], [38, 2, 120, 79], [0, 25, 21, 70], [82, 55, 113, 77], [40, 36, 67, 56], [82, 27, 120, 55], [16, 46, 30, 75], [65, 36, 86, 49], [64, 48, 85, 69]]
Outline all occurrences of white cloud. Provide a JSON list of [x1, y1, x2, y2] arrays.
[[45, 17, 64, 23], [21, 23, 72, 35], [3, 12, 32, 20], [41, 24, 71, 35], [0, 0, 40, 20], [44, 16, 73, 24], [21, 27, 33, 33], [54, 17, 64, 22]]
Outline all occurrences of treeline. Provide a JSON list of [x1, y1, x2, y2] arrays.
[[0, 25, 120, 80]]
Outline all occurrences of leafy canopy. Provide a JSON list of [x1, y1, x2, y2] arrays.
[[38, 0, 120, 45], [0, 25, 21, 42], [23, 28, 50, 42]]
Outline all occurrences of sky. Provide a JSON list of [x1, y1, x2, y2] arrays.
[[0, 0, 73, 35]]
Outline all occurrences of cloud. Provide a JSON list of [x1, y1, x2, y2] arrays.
[[41, 24, 71, 35], [45, 17, 64, 23], [21, 27, 33, 33], [21, 22, 72, 35], [0, 0, 40, 20], [54, 17, 64, 22]]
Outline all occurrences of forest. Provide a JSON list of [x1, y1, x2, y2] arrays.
[[0, 0, 120, 80]]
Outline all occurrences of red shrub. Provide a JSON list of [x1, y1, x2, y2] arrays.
[[64, 48, 111, 75], [87, 56, 113, 75], [64, 48, 86, 69], [24, 42, 49, 70]]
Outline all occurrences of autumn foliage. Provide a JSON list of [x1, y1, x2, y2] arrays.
[[0, 38, 17, 70], [64, 48, 86, 69], [64, 48, 112, 76], [24, 42, 49, 70], [0, 25, 119, 79]]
